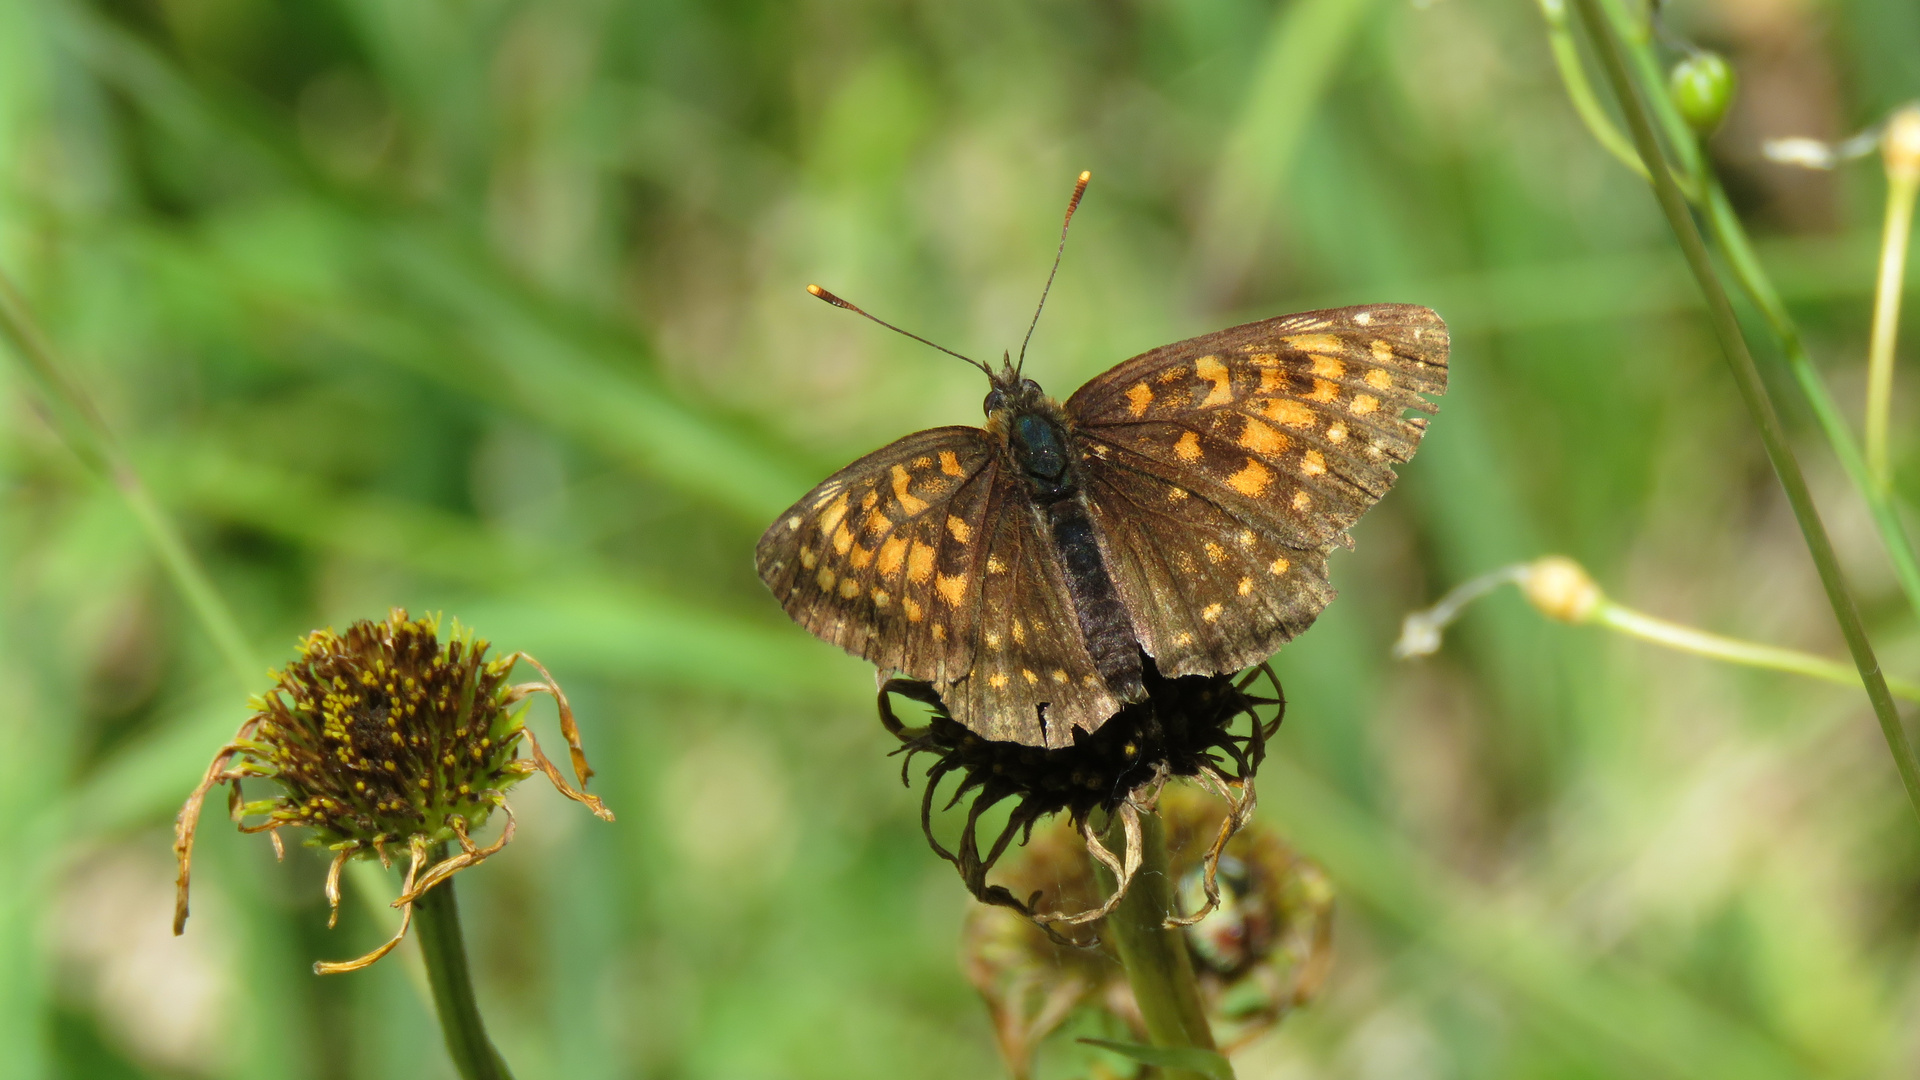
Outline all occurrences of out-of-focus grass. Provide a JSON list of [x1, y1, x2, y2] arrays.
[[3, 0, 1920, 1078]]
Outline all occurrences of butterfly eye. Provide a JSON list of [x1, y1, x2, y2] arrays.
[[1020, 379, 1042, 396], [983, 389, 1007, 415]]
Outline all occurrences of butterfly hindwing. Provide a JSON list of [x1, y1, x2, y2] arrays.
[[1067, 304, 1447, 674]]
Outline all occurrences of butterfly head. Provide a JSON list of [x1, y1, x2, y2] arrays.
[[983, 350, 1047, 418]]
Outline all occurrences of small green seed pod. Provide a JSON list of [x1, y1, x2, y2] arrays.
[[173, 610, 613, 972], [1669, 52, 1737, 135]]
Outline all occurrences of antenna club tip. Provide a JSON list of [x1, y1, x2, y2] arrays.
[[806, 284, 825, 297], [1077, 170, 1091, 183]]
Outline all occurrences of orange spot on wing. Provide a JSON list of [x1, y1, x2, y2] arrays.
[[1246, 351, 1280, 367], [832, 522, 855, 556], [1310, 354, 1345, 379], [907, 541, 936, 583], [1238, 416, 1289, 455], [1306, 379, 1341, 403], [1174, 431, 1202, 461], [935, 573, 968, 606], [1126, 382, 1154, 417], [891, 465, 930, 515], [1301, 449, 1326, 476], [816, 492, 850, 538], [903, 597, 924, 622], [1365, 368, 1392, 389], [1351, 394, 1379, 415], [1194, 355, 1232, 406], [946, 515, 971, 543], [938, 450, 964, 476], [1260, 399, 1316, 428], [1157, 365, 1185, 385], [877, 535, 908, 576], [1370, 339, 1395, 363], [1227, 459, 1273, 497], [1283, 333, 1345, 353], [849, 543, 874, 569]]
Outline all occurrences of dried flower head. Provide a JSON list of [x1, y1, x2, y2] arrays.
[[881, 654, 1281, 936], [962, 786, 1334, 1078], [173, 610, 614, 973]]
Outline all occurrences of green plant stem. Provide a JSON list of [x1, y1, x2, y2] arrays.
[[0, 268, 258, 690], [1570, 0, 1920, 823], [1867, 162, 1918, 489], [1592, 600, 1920, 701], [1092, 810, 1224, 1080], [414, 845, 515, 1080]]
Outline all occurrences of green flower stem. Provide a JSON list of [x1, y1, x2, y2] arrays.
[[0, 267, 258, 690], [1592, 600, 1920, 701], [414, 844, 515, 1080], [1570, 0, 1920, 822], [1536, 0, 1698, 200], [1092, 809, 1225, 1080], [1867, 136, 1919, 489]]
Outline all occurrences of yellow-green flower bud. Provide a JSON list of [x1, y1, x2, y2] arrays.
[[1670, 52, 1737, 135]]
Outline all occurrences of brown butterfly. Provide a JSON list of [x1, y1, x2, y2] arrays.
[[756, 173, 1447, 748]]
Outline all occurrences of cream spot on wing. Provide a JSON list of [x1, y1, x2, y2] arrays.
[[1204, 541, 1226, 564], [786, 516, 802, 531], [1307, 378, 1341, 403], [816, 492, 850, 538], [1292, 490, 1312, 511], [1270, 557, 1290, 575], [935, 572, 967, 606], [1260, 399, 1315, 428], [1083, 675, 1099, 688], [1239, 416, 1289, 456], [872, 588, 890, 607], [939, 450, 964, 476], [1367, 442, 1386, 459], [1203, 603, 1223, 622], [1370, 339, 1394, 362], [989, 673, 1008, 689], [878, 535, 908, 576], [832, 521, 855, 555], [1194, 355, 1232, 406], [810, 484, 843, 508], [907, 541, 936, 584], [800, 546, 818, 570], [1238, 577, 1253, 595], [1053, 669, 1069, 684], [1351, 394, 1379, 415], [1301, 449, 1326, 476], [986, 632, 1001, 649], [1283, 333, 1344, 353], [1174, 632, 1193, 647], [1310, 354, 1345, 379], [1012, 619, 1027, 645], [1237, 529, 1256, 548], [839, 577, 860, 599], [1227, 459, 1273, 497], [1174, 431, 1202, 461], [1327, 422, 1348, 443], [849, 544, 874, 569], [1354, 311, 1373, 326], [932, 624, 947, 642], [987, 555, 1007, 574], [946, 515, 971, 543], [816, 567, 836, 591], [1021, 669, 1039, 685], [1126, 382, 1154, 417], [891, 465, 930, 515], [904, 597, 924, 622], [1365, 368, 1392, 389]]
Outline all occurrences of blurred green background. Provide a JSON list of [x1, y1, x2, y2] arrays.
[[4, 0, 1920, 1076]]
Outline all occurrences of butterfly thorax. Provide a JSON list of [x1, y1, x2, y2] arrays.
[[985, 379, 1079, 501]]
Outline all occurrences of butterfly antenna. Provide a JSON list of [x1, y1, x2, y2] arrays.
[[806, 285, 994, 379], [1015, 170, 1091, 380]]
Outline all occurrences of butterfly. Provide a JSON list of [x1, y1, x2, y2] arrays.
[[756, 173, 1447, 748]]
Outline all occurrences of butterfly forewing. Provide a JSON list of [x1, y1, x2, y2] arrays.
[[1067, 304, 1447, 673], [756, 426, 1115, 747], [756, 428, 995, 686]]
